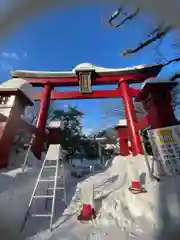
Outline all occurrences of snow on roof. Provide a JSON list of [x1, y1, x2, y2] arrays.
[[11, 63, 162, 78], [73, 63, 156, 72], [140, 77, 177, 89], [0, 78, 37, 101], [116, 119, 127, 127]]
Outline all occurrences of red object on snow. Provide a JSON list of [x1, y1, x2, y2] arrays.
[[132, 180, 141, 190], [77, 204, 96, 221], [129, 180, 147, 194]]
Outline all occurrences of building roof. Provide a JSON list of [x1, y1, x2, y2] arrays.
[[0, 78, 37, 102]]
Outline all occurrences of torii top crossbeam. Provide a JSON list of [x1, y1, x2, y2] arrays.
[[11, 63, 163, 87]]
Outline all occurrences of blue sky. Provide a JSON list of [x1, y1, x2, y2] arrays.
[[0, 3, 179, 134]]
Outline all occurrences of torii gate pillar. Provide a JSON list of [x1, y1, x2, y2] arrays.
[[32, 83, 52, 159], [120, 81, 143, 155]]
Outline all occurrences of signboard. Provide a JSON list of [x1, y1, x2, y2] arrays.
[[79, 72, 92, 94], [148, 125, 180, 176]]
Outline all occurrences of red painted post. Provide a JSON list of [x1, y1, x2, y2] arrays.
[[32, 83, 52, 159], [115, 126, 130, 156], [120, 81, 143, 155]]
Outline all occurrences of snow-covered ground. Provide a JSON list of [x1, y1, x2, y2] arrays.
[[1, 150, 180, 239]]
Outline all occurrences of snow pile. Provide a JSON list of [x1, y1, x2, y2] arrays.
[[98, 155, 158, 228], [65, 154, 180, 239], [98, 155, 180, 238]]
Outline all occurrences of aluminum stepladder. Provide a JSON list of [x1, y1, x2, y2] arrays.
[[20, 144, 67, 232]]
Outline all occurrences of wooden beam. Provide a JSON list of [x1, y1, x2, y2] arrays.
[[129, 87, 140, 96], [23, 72, 160, 87], [34, 88, 140, 101]]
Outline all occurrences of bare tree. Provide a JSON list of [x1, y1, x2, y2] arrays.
[[108, 5, 180, 69], [107, 5, 180, 119], [101, 101, 125, 120], [100, 99, 147, 122]]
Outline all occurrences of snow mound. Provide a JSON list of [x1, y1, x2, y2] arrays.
[[100, 155, 180, 237], [66, 155, 180, 239], [98, 155, 158, 227]]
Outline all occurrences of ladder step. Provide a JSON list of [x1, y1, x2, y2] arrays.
[[46, 159, 60, 161], [39, 179, 55, 182], [49, 176, 62, 179], [47, 187, 65, 190], [33, 195, 53, 199], [31, 214, 52, 217], [39, 176, 62, 182], [44, 166, 57, 169]]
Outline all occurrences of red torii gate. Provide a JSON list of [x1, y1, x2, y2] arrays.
[[12, 63, 163, 159]]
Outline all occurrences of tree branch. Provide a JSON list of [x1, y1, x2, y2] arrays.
[[160, 56, 180, 81], [109, 7, 139, 28], [109, 7, 124, 26], [136, 56, 179, 82], [148, 24, 164, 37], [121, 26, 172, 56], [115, 8, 140, 28], [163, 57, 180, 67]]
